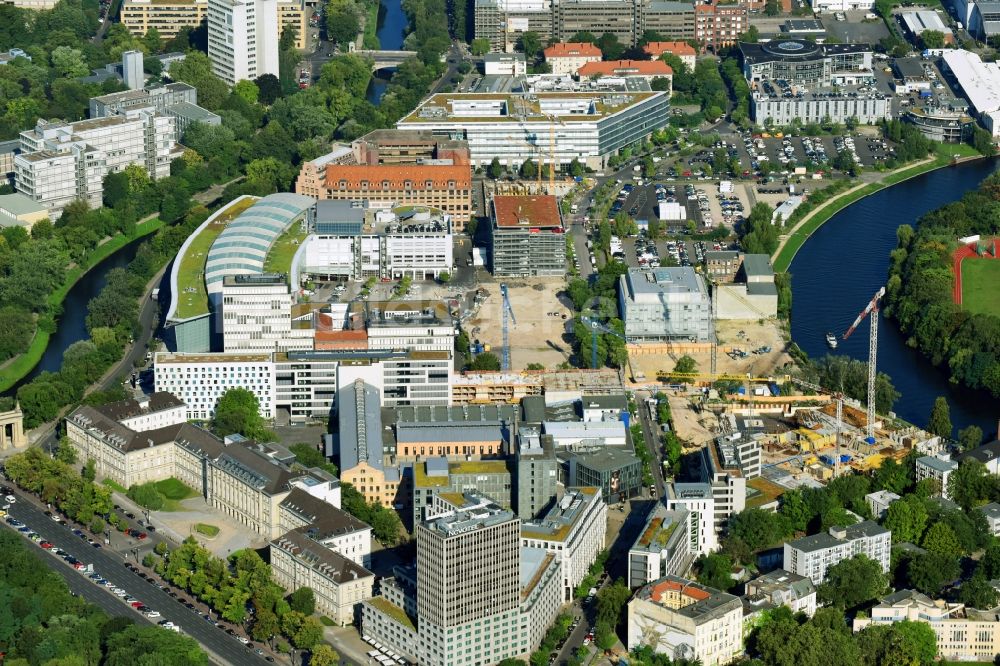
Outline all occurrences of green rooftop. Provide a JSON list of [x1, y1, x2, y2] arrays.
[[367, 597, 416, 631], [173, 197, 257, 320], [638, 517, 678, 548], [414, 463, 450, 488], [449, 460, 508, 475], [263, 222, 308, 283], [747, 477, 785, 509]]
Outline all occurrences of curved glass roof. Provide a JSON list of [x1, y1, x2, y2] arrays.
[[204, 193, 314, 295]]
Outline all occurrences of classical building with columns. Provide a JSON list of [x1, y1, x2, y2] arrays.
[[0, 402, 26, 451]]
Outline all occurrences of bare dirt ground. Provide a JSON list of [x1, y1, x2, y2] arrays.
[[667, 393, 720, 446], [466, 279, 574, 370], [629, 318, 793, 381]]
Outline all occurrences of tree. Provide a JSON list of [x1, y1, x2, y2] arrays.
[[959, 425, 984, 451], [857, 621, 937, 666], [254, 74, 282, 105], [920, 30, 945, 49], [520, 158, 537, 179], [873, 457, 911, 495], [83, 458, 96, 482], [569, 158, 585, 178], [921, 522, 962, 558], [728, 508, 790, 553], [517, 31, 541, 58], [695, 553, 734, 591], [325, 3, 360, 48], [488, 156, 503, 179], [907, 551, 960, 596], [948, 459, 993, 511], [212, 388, 270, 440], [56, 438, 78, 464], [883, 495, 927, 545], [468, 352, 501, 371], [927, 396, 952, 438], [764, 0, 780, 15], [51, 46, 90, 78], [960, 574, 999, 609], [471, 38, 491, 55], [672, 355, 697, 375], [288, 443, 337, 475], [288, 587, 315, 615], [292, 616, 323, 649], [233, 80, 260, 105], [818, 555, 887, 608], [309, 644, 340, 666]]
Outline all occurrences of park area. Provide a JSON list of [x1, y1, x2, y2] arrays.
[[961, 258, 1000, 317]]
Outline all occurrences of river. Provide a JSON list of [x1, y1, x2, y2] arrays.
[[789, 158, 1000, 438], [13, 238, 148, 389], [366, 0, 408, 104]]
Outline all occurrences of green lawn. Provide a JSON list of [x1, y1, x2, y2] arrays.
[[174, 198, 256, 320], [961, 258, 1000, 317], [102, 478, 127, 494], [194, 523, 220, 537], [263, 223, 308, 282], [153, 478, 198, 501]]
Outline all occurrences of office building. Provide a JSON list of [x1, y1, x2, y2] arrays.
[[221, 274, 312, 352], [555, 0, 636, 45], [666, 482, 717, 555], [644, 41, 696, 69], [350, 128, 471, 166], [783, 521, 892, 584], [712, 253, 779, 320], [618, 267, 712, 342], [473, 0, 553, 52], [750, 89, 892, 125], [207, 0, 279, 85], [297, 163, 472, 230], [742, 569, 816, 618], [123, 50, 144, 90], [627, 576, 743, 666], [484, 52, 527, 76], [642, 1, 697, 41], [544, 420, 627, 448], [91, 82, 222, 143], [277, 487, 372, 567], [0, 193, 48, 229], [543, 42, 602, 75], [301, 201, 455, 281], [395, 77, 671, 169], [695, 2, 747, 52], [14, 109, 179, 218], [337, 379, 407, 509], [269, 530, 375, 625], [938, 51, 1000, 136], [515, 427, 559, 519], [916, 454, 958, 498], [412, 457, 512, 525], [389, 403, 514, 460], [521, 488, 607, 601], [739, 41, 874, 87], [490, 195, 566, 277], [562, 447, 642, 502], [810, 0, 874, 11], [628, 504, 693, 588], [854, 589, 1000, 661], [698, 433, 754, 533]]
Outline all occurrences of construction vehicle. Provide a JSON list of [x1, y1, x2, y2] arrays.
[[499, 283, 516, 371], [842, 286, 885, 444]]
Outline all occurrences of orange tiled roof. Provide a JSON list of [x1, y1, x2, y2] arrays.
[[577, 60, 673, 77], [492, 195, 562, 229], [543, 42, 603, 58], [323, 164, 471, 190], [650, 579, 712, 603], [644, 41, 696, 57]]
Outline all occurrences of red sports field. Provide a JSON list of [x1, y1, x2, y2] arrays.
[[952, 239, 1000, 316]]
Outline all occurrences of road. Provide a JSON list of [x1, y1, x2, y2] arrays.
[[3, 486, 271, 666], [634, 390, 667, 496]]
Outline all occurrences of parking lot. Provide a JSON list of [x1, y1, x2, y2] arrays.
[[621, 236, 732, 270], [606, 180, 751, 233]]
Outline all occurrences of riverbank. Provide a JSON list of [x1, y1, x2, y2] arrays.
[[772, 145, 985, 273], [0, 217, 164, 393]]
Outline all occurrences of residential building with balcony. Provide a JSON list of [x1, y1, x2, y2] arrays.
[[783, 521, 892, 584]]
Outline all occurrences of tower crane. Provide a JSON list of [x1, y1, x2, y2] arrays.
[[581, 314, 626, 370], [791, 377, 847, 478], [842, 286, 886, 445], [500, 282, 517, 371]]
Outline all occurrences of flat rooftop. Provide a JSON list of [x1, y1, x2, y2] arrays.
[[521, 488, 599, 541]]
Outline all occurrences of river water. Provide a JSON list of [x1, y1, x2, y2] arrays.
[[789, 158, 1000, 438], [366, 0, 409, 104]]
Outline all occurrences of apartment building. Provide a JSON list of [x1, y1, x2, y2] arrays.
[[628, 504, 693, 588], [916, 454, 958, 498], [122, 0, 304, 47], [362, 493, 562, 665], [270, 530, 375, 625], [696, 433, 755, 534], [644, 41, 696, 69], [543, 42, 602, 75], [618, 267, 713, 342], [854, 590, 1000, 661], [296, 163, 473, 230], [627, 576, 743, 666], [277, 487, 372, 567], [351, 129, 471, 166], [866, 490, 900, 520], [207, 0, 279, 85], [490, 195, 566, 278], [301, 201, 455, 281], [521, 488, 607, 601], [577, 59, 673, 84], [15, 109, 179, 217], [555, 0, 637, 45], [783, 521, 892, 584], [695, 2, 748, 52], [743, 569, 816, 618], [412, 457, 511, 525], [666, 483, 718, 556]]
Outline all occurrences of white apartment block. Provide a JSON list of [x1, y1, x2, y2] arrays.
[[783, 521, 891, 584], [15, 109, 178, 217], [854, 589, 1000, 662], [278, 487, 372, 568], [207, 0, 279, 85], [916, 454, 958, 498], [866, 489, 900, 520], [666, 483, 718, 556], [743, 569, 817, 618], [222, 274, 312, 353], [520, 488, 607, 601], [628, 506, 692, 589], [627, 576, 744, 666], [270, 530, 375, 625]]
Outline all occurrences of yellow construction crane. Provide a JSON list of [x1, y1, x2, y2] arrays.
[[655, 371, 789, 384]]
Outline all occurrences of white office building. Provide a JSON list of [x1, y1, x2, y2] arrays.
[[628, 505, 693, 588], [810, 0, 875, 11], [520, 488, 607, 601], [783, 521, 891, 584], [618, 267, 713, 342], [666, 483, 718, 556], [207, 0, 279, 85], [222, 274, 313, 353], [14, 109, 179, 217]]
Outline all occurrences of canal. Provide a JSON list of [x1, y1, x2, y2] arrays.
[[366, 0, 409, 104], [790, 157, 1000, 438], [13, 238, 147, 389]]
